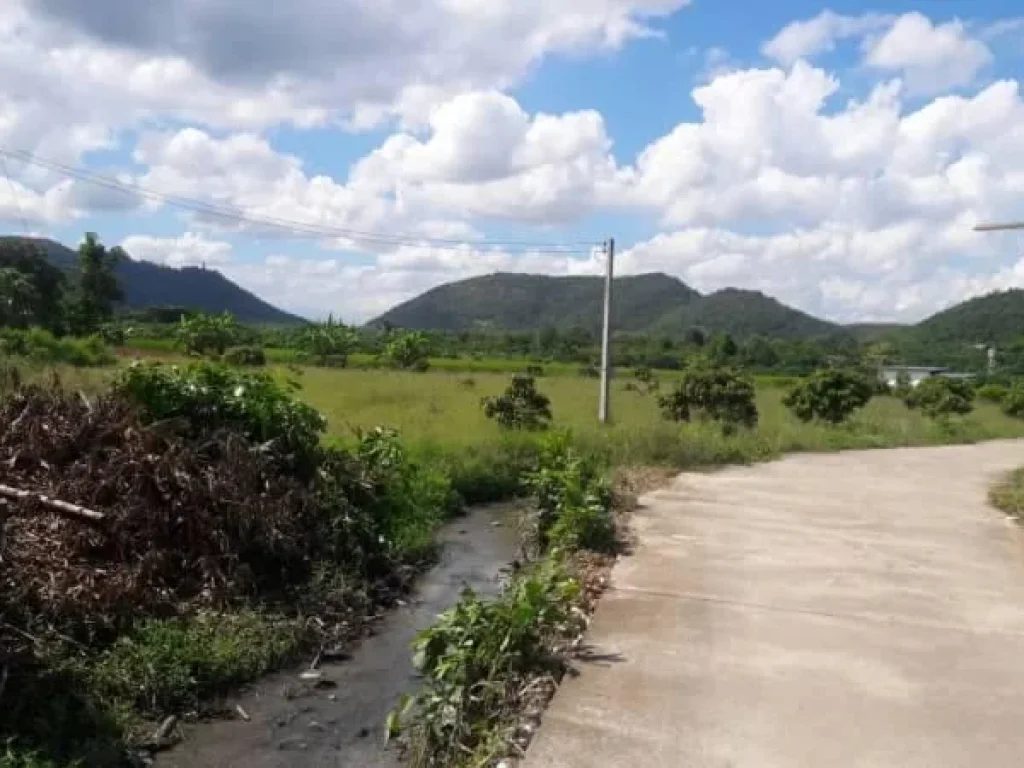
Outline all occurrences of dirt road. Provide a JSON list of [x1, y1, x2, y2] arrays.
[[525, 442, 1024, 767]]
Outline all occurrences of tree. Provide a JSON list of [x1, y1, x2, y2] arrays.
[[0, 267, 40, 328], [383, 331, 431, 371], [482, 375, 553, 430], [72, 232, 123, 334], [0, 239, 66, 331], [657, 364, 758, 433], [299, 315, 357, 366], [177, 311, 239, 356], [904, 377, 974, 420], [783, 369, 874, 425]]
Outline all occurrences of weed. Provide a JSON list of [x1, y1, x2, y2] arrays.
[[399, 565, 580, 767], [90, 611, 303, 718], [990, 467, 1024, 520]]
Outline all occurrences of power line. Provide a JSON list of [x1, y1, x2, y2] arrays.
[[0, 147, 603, 254]]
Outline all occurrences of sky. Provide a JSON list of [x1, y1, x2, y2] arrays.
[[3, 0, 1024, 324]]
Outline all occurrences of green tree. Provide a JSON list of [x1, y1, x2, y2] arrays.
[[177, 311, 239, 356], [72, 232, 123, 334], [904, 377, 974, 420], [299, 315, 357, 366], [0, 239, 66, 331], [783, 369, 874, 425], [657, 363, 758, 433], [482, 375, 553, 430], [383, 331, 431, 371], [0, 267, 40, 328]]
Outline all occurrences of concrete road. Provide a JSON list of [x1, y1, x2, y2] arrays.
[[524, 442, 1024, 768]]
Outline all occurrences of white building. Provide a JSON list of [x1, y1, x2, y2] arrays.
[[879, 366, 975, 389]]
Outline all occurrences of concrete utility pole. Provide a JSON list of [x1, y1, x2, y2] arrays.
[[598, 238, 615, 425]]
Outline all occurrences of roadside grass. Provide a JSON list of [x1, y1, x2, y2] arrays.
[[990, 467, 1024, 520]]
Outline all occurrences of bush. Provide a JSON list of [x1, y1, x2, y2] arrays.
[[1002, 386, 1024, 419], [658, 365, 758, 433], [0, 327, 113, 366], [399, 565, 579, 766], [354, 427, 459, 561], [223, 345, 267, 366], [903, 376, 974, 420], [525, 364, 545, 377], [177, 311, 239, 357], [114, 362, 326, 473], [482, 375, 553, 431], [978, 383, 1009, 404], [783, 369, 874, 425], [524, 432, 614, 554], [383, 331, 431, 371]]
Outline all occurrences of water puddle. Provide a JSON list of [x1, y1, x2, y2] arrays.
[[157, 503, 522, 768]]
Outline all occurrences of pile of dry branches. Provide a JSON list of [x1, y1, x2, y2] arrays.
[[0, 386, 334, 649]]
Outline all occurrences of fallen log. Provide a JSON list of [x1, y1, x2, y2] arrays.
[[0, 484, 105, 524]]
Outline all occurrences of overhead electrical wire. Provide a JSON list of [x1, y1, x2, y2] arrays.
[[0, 147, 605, 255]]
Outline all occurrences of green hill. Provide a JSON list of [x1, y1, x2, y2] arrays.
[[911, 289, 1024, 346], [371, 272, 701, 333], [653, 288, 839, 340], [3, 237, 304, 325], [371, 272, 839, 339]]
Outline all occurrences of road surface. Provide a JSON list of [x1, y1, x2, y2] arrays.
[[525, 442, 1024, 767]]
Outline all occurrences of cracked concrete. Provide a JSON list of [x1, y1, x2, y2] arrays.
[[524, 442, 1024, 768]]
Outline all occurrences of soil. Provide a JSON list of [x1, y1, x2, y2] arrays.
[[156, 503, 523, 768]]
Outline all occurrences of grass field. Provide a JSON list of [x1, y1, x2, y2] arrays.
[[12, 359, 1024, 491], [294, 366, 1024, 463]]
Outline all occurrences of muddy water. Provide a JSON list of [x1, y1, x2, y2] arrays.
[[158, 503, 521, 768]]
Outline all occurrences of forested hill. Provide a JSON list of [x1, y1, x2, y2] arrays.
[[371, 272, 701, 333], [371, 272, 840, 339], [909, 289, 1024, 345], [4, 237, 304, 325]]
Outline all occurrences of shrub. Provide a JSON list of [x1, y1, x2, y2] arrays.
[[524, 432, 614, 554], [297, 318, 356, 367], [482, 375, 553, 431], [223, 345, 267, 366], [400, 565, 579, 765], [903, 376, 974, 420], [114, 361, 326, 473], [658, 365, 758, 433], [354, 427, 459, 561], [783, 369, 874, 425], [1001, 386, 1024, 419], [525, 364, 545, 377], [177, 311, 239, 356], [978, 383, 1009, 404], [383, 331, 431, 371], [0, 327, 113, 366]]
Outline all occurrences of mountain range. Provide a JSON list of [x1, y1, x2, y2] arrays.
[[4, 236, 303, 325], [371, 272, 1024, 346], [12, 235, 1024, 345]]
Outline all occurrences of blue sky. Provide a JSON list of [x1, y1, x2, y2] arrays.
[[3, 0, 1024, 322]]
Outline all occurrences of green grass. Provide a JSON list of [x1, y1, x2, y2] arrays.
[[291, 366, 1024, 465], [990, 467, 1024, 520]]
